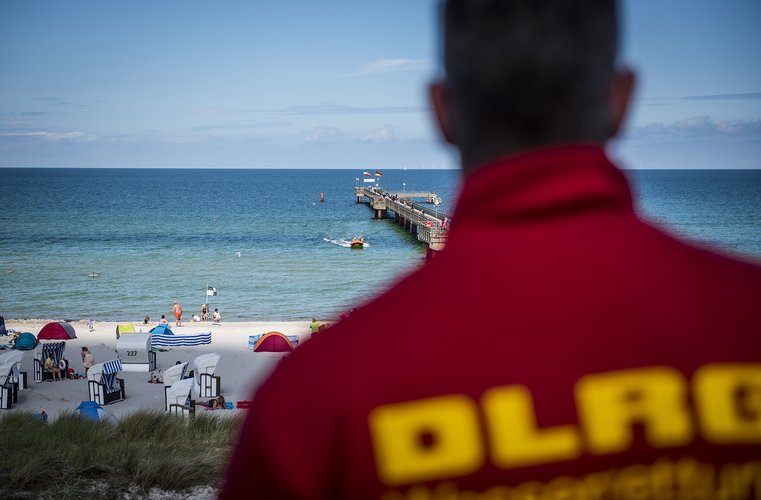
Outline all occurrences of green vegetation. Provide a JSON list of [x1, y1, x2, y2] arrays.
[[0, 410, 242, 499]]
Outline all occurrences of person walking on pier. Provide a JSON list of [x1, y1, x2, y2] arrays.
[[223, 1, 761, 498]]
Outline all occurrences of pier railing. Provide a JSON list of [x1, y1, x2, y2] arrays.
[[354, 186, 450, 258]]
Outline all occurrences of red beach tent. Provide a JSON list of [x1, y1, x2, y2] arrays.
[[37, 321, 77, 340], [253, 332, 294, 353]]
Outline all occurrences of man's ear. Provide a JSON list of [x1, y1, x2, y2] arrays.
[[430, 80, 456, 145], [609, 69, 635, 139]]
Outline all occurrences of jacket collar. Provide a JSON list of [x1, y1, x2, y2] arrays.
[[449, 144, 634, 235]]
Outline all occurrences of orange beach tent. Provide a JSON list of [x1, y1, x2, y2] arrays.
[[253, 332, 294, 353]]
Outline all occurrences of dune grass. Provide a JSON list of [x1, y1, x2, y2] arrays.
[[0, 410, 242, 499]]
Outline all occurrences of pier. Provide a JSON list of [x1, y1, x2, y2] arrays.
[[354, 186, 450, 259]]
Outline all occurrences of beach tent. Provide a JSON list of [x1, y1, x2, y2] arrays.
[[149, 324, 173, 335], [76, 400, 118, 424], [253, 332, 295, 353], [115, 323, 135, 339], [14, 332, 38, 351], [37, 321, 77, 340]]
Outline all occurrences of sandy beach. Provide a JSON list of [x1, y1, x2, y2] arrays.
[[1, 318, 317, 420]]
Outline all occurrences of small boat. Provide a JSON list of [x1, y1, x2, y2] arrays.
[[350, 237, 365, 249], [88, 272, 99, 278]]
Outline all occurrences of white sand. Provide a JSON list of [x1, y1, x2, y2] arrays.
[[2, 319, 317, 420]]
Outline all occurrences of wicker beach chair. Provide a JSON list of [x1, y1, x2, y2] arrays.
[[87, 359, 126, 405], [34, 342, 66, 383], [192, 353, 221, 398], [165, 378, 195, 417]]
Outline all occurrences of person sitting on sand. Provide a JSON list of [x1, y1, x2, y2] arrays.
[[159, 314, 168, 325], [44, 354, 63, 381], [81, 347, 95, 374], [143, 315, 150, 325], [310, 318, 321, 336], [212, 308, 221, 324]]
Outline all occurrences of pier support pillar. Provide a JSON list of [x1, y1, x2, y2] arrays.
[[356, 195, 363, 204], [426, 246, 436, 260], [376, 209, 386, 219]]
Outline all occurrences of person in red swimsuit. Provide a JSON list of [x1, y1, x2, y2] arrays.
[[173, 302, 182, 327], [222, 1, 761, 498]]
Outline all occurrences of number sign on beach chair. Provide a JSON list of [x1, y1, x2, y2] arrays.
[[193, 353, 221, 398], [87, 359, 126, 405], [34, 342, 66, 383]]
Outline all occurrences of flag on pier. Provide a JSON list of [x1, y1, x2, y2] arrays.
[[363, 171, 371, 177], [375, 171, 383, 177]]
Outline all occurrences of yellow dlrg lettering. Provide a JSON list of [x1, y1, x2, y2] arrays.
[[368, 395, 484, 487], [694, 363, 761, 443], [483, 385, 581, 468], [576, 366, 693, 454]]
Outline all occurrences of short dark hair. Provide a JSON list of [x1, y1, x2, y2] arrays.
[[442, 0, 619, 154]]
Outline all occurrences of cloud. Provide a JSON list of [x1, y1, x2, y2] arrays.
[[36, 97, 87, 107], [302, 126, 344, 144], [187, 120, 294, 132], [355, 58, 428, 75], [0, 130, 95, 141], [681, 92, 761, 101], [21, 111, 68, 116], [361, 125, 397, 143], [283, 103, 427, 115], [625, 116, 761, 141]]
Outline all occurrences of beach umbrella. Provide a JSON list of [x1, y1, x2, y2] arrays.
[[76, 401, 118, 424]]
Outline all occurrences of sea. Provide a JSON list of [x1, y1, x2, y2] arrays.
[[1, 168, 760, 322]]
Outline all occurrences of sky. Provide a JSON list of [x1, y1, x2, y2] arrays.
[[1, 0, 759, 169]]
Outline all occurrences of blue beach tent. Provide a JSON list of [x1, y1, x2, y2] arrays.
[[76, 400, 118, 424], [14, 332, 38, 350], [149, 324, 173, 335]]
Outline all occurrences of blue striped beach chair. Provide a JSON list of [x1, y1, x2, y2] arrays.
[[34, 342, 66, 383], [87, 359, 126, 405]]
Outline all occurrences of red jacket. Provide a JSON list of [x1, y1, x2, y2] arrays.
[[222, 145, 761, 499]]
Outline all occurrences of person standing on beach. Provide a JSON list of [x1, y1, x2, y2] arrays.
[[173, 302, 183, 327], [222, 1, 761, 498], [81, 347, 95, 374], [201, 303, 208, 322]]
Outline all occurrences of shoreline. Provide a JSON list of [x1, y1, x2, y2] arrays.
[[1, 319, 318, 421]]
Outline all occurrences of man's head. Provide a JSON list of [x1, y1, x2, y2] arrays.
[[431, 0, 634, 170]]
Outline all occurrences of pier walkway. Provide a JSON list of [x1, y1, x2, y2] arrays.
[[354, 186, 450, 258]]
